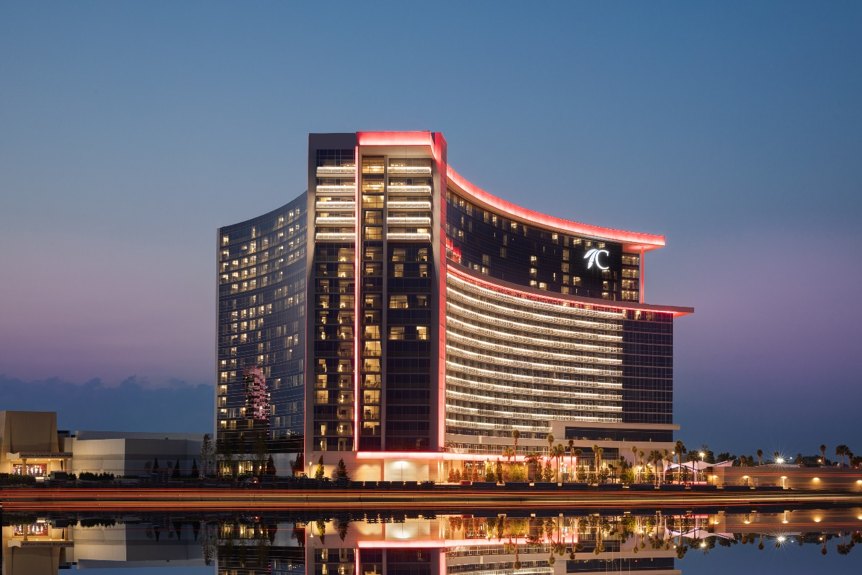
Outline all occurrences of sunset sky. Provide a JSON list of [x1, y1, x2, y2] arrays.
[[2, 1, 860, 456]]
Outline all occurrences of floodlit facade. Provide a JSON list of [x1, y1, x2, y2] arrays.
[[216, 132, 693, 480]]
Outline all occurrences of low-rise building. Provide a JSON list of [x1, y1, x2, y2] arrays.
[[0, 411, 203, 479]]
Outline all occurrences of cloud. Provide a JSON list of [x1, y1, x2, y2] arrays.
[[0, 374, 214, 434]]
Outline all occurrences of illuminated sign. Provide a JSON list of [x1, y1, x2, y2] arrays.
[[584, 248, 609, 270]]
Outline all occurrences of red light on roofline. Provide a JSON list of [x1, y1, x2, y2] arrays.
[[447, 167, 665, 250], [357, 131, 434, 148]]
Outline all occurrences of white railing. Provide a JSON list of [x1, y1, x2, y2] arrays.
[[387, 232, 431, 241], [445, 418, 550, 433], [445, 330, 623, 366], [315, 232, 355, 241], [445, 361, 623, 390], [446, 301, 623, 342], [316, 185, 355, 195], [445, 375, 622, 401], [316, 166, 355, 176], [387, 201, 431, 210], [315, 201, 356, 210], [445, 388, 622, 412], [388, 166, 432, 175], [387, 216, 431, 226], [448, 286, 622, 331], [448, 273, 625, 320], [315, 217, 355, 226], [387, 185, 432, 194], [445, 316, 622, 355], [446, 344, 622, 377]]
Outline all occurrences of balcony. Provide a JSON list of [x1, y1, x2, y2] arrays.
[[316, 185, 355, 195], [387, 216, 432, 226], [316, 166, 355, 176], [387, 185, 432, 194], [315, 232, 356, 241], [387, 201, 431, 210], [387, 232, 431, 241], [315, 200, 356, 210], [388, 166, 432, 175], [315, 216, 355, 226]]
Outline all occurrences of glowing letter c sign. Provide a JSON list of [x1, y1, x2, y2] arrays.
[[584, 248, 609, 270]]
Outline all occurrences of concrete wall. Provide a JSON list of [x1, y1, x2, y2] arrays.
[[70, 437, 203, 476]]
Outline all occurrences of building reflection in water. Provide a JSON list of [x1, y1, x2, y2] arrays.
[[3, 507, 861, 575]]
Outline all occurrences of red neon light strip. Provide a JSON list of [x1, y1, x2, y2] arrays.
[[354, 145, 361, 452], [357, 536, 554, 549], [357, 131, 434, 148], [354, 451, 535, 462], [447, 167, 665, 251], [435, 132, 447, 450]]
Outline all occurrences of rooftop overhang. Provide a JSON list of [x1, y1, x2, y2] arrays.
[[6, 452, 73, 460], [447, 167, 666, 253]]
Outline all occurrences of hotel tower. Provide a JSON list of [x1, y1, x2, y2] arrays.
[[216, 131, 692, 480]]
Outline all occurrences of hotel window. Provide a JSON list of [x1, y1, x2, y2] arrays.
[[389, 326, 405, 340], [562, 249, 570, 261], [389, 295, 409, 309], [393, 264, 404, 277], [417, 326, 429, 340], [365, 226, 383, 240], [316, 391, 329, 404], [500, 247, 507, 258], [364, 325, 381, 339], [391, 248, 406, 262]]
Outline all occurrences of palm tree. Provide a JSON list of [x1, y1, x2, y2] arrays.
[[664, 450, 674, 483], [638, 450, 645, 480], [568, 439, 575, 480], [512, 429, 520, 458], [756, 449, 763, 466], [649, 450, 662, 485], [835, 445, 850, 467], [820, 444, 826, 464], [573, 448, 583, 481], [592, 444, 600, 482], [546, 434, 555, 459], [554, 444, 564, 482], [595, 447, 604, 483], [674, 441, 686, 483]]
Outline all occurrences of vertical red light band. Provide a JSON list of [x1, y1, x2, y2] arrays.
[[354, 145, 361, 452], [639, 248, 645, 304], [435, 134, 447, 450]]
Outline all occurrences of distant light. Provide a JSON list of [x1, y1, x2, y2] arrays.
[[813, 477, 820, 481], [776, 458, 785, 464], [777, 536, 786, 543], [700, 542, 707, 548]]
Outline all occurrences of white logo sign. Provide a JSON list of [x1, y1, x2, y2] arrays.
[[584, 248, 609, 270]]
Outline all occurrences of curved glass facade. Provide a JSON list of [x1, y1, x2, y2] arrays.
[[216, 193, 307, 465]]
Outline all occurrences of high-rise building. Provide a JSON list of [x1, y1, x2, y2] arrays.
[[216, 131, 692, 480]]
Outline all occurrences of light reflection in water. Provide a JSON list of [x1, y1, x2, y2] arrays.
[[2, 507, 861, 575]]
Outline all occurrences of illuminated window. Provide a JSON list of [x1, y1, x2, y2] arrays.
[[389, 295, 408, 309], [389, 326, 405, 340], [417, 326, 428, 340]]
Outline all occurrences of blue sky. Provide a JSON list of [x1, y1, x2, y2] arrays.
[[1, 1, 861, 455]]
